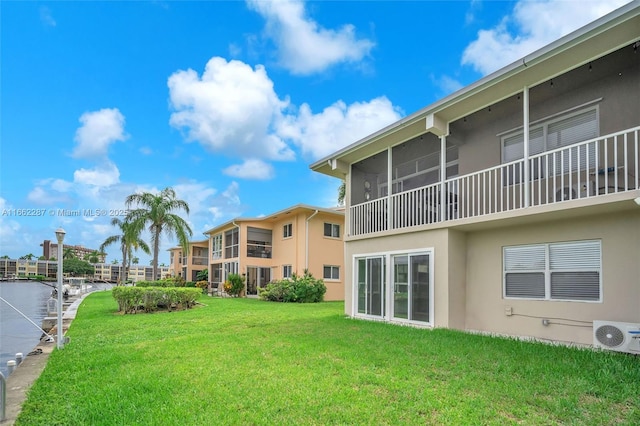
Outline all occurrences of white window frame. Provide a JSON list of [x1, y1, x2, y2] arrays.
[[501, 103, 600, 165], [324, 222, 340, 238], [212, 234, 222, 260], [283, 223, 293, 239], [323, 265, 340, 280], [353, 248, 434, 326], [283, 265, 292, 278], [503, 240, 602, 302]]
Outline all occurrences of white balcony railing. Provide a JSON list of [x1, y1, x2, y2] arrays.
[[349, 127, 639, 236]]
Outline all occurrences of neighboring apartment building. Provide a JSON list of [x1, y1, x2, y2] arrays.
[[41, 240, 106, 262], [168, 240, 209, 282], [0, 258, 58, 279], [311, 3, 640, 348], [203, 204, 345, 301]]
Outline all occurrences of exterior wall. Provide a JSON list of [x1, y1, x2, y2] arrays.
[[465, 210, 640, 346], [270, 215, 303, 279], [308, 212, 345, 301], [344, 228, 457, 325]]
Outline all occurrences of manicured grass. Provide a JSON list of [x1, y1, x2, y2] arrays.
[[17, 292, 640, 425]]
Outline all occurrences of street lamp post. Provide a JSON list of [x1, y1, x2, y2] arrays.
[[55, 228, 66, 350]]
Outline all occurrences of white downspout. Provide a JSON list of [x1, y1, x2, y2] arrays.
[[523, 86, 530, 207], [305, 210, 319, 270], [232, 221, 240, 279], [440, 134, 447, 220]]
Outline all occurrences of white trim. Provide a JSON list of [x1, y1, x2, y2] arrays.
[[497, 98, 603, 138], [352, 247, 435, 326], [501, 104, 600, 164], [503, 239, 602, 302]]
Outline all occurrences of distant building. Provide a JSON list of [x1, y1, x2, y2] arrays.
[[41, 240, 106, 262], [202, 203, 345, 301]]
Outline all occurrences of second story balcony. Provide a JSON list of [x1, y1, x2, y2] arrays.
[[350, 126, 639, 237]]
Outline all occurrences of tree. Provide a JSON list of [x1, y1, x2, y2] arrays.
[[20, 253, 35, 260], [100, 218, 150, 286], [63, 258, 95, 276], [132, 257, 139, 265], [126, 187, 192, 281], [63, 247, 76, 260], [338, 180, 346, 206], [0, 255, 10, 259], [38, 255, 46, 260], [195, 268, 208, 282], [84, 251, 100, 264]]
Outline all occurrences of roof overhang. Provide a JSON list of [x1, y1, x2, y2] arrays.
[[202, 203, 344, 235], [311, 2, 640, 179]]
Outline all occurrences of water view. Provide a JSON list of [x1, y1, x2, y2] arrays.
[[0, 281, 55, 377]]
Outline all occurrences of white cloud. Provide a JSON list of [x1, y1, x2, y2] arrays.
[[168, 57, 294, 161], [222, 181, 241, 205], [431, 75, 464, 97], [27, 186, 72, 205], [73, 161, 121, 187], [39, 6, 56, 27], [72, 108, 127, 159], [173, 181, 218, 217], [246, 0, 375, 75], [278, 96, 402, 160], [461, 0, 630, 75], [139, 146, 153, 155], [223, 159, 275, 180]]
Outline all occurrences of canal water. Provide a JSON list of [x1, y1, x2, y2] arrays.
[[0, 281, 56, 377]]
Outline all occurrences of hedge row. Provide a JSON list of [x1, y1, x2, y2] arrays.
[[112, 286, 201, 314]]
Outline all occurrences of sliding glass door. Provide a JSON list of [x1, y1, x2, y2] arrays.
[[356, 257, 385, 317], [392, 254, 430, 322]]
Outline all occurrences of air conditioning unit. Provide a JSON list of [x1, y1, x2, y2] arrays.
[[554, 182, 596, 202], [555, 186, 576, 202], [593, 320, 640, 354]]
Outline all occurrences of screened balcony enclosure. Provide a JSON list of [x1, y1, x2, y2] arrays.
[[348, 44, 639, 237]]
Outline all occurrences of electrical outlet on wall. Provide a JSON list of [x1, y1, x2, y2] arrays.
[[505, 306, 513, 316]]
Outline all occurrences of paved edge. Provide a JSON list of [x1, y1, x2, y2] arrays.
[[2, 292, 90, 425]]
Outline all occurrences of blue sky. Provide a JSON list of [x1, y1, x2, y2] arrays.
[[0, 0, 630, 263]]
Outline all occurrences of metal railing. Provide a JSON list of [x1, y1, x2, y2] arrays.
[[349, 127, 639, 236]]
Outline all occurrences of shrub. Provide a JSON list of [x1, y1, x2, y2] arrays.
[[259, 271, 326, 303], [223, 273, 245, 297], [196, 280, 209, 294], [112, 287, 201, 314]]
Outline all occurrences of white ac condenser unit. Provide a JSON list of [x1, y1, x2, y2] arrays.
[[593, 320, 640, 354], [554, 182, 596, 202]]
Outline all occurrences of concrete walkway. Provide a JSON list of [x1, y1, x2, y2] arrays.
[[2, 291, 91, 425]]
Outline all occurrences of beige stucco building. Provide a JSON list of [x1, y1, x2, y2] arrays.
[[168, 239, 209, 282], [202, 204, 345, 301], [312, 3, 640, 349]]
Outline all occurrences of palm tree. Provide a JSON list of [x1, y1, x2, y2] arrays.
[[84, 251, 100, 264], [100, 218, 150, 285], [132, 257, 139, 265], [20, 253, 35, 260], [126, 187, 192, 281], [63, 247, 76, 260]]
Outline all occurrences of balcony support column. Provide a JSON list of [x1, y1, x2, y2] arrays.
[[523, 86, 530, 207], [440, 134, 447, 220], [387, 146, 393, 231]]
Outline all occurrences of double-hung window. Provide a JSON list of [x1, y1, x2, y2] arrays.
[[501, 106, 599, 183], [323, 265, 340, 280], [324, 223, 340, 238], [283, 265, 292, 279], [503, 240, 601, 302]]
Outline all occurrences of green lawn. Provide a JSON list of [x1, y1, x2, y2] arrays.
[[17, 292, 640, 425]]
